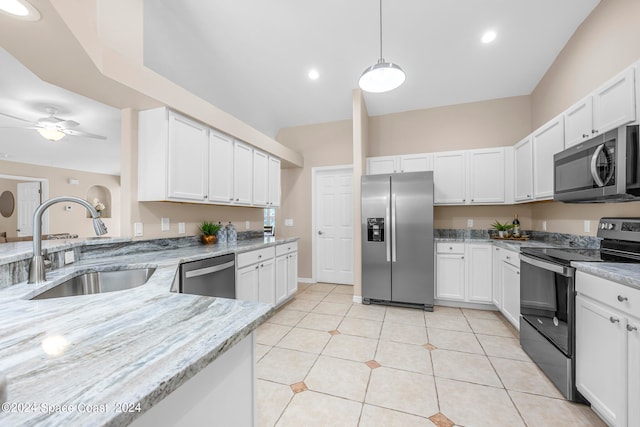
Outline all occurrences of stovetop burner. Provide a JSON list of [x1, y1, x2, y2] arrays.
[[521, 217, 640, 265]]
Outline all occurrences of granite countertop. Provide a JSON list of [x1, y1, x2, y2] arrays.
[[572, 262, 640, 291], [0, 236, 297, 426], [435, 237, 572, 252]]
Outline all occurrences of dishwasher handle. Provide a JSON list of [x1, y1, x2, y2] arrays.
[[184, 260, 235, 279]]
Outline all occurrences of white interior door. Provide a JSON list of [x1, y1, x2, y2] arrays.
[[17, 181, 42, 237], [314, 167, 353, 284]]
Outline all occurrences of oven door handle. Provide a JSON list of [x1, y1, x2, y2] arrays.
[[184, 260, 235, 278], [520, 254, 575, 277]]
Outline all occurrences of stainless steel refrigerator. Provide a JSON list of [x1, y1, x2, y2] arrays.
[[361, 171, 434, 311]]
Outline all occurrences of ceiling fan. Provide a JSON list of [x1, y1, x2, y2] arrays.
[[0, 107, 107, 141]]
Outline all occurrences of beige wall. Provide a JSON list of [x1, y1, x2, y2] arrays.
[[435, 205, 533, 232], [276, 120, 353, 279], [531, 0, 640, 129], [369, 96, 531, 156], [0, 160, 121, 237]]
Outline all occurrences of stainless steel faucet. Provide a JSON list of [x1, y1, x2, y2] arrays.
[[28, 196, 108, 284]]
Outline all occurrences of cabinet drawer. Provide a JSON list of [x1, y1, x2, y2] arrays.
[[576, 271, 640, 317], [500, 249, 519, 266], [237, 247, 275, 269], [276, 242, 298, 256], [436, 242, 465, 254]]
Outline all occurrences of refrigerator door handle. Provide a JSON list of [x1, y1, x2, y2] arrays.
[[391, 193, 397, 262], [385, 196, 391, 262]]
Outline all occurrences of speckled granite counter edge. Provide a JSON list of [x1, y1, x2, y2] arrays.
[[572, 262, 640, 290]]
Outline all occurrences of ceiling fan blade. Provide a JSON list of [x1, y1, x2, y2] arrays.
[[0, 111, 35, 124], [61, 128, 107, 139], [57, 120, 80, 128]]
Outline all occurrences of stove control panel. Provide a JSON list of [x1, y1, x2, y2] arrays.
[[600, 222, 615, 230]]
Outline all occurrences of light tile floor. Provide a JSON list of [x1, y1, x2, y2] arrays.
[[256, 283, 606, 427]]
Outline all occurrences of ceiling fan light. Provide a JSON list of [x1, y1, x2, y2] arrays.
[[37, 128, 65, 141], [359, 61, 406, 93]]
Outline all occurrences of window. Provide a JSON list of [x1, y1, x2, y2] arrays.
[[264, 208, 275, 235]]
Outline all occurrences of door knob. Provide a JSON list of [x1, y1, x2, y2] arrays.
[[318, 230, 323, 235]]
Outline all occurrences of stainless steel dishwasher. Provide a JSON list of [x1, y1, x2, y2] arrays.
[[179, 253, 236, 298]]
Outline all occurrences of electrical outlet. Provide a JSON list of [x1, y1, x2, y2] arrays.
[[161, 217, 170, 232], [134, 222, 144, 237], [285, 219, 294, 227], [245, 221, 251, 229], [584, 220, 590, 233], [467, 219, 473, 228], [542, 221, 547, 231], [178, 222, 186, 234], [64, 251, 75, 264]]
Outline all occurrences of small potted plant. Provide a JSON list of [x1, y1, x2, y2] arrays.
[[199, 221, 222, 244], [491, 220, 514, 238]]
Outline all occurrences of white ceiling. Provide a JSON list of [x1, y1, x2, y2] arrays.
[[0, 0, 600, 175], [144, 0, 600, 137]]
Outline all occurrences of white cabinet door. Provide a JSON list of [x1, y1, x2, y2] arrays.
[[208, 130, 235, 203], [287, 252, 298, 296], [400, 153, 433, 172], [436, 254, 465, 300], [532, 116, 564, 200], [563, 97, 593, 149], [167, 112, 209, 201], [468, 148, 505, 204], [501, 261, 520, 329], [514, 136, 533, 202], [233, 141, 253, 205], [465, 244, 492, 303], [236, 264, 259, 302], [275, 255, 288, 305], [593, 67, 636, 135], [367, 156, 398, 175], [258, 258, 275, 305], [268, 156, 281, 207], [629, 315, 640, 427], [252, 150, 269, 207], [434, 151, 466, 204], [576, 295, 627, 427], [492, 247, 502, 308]]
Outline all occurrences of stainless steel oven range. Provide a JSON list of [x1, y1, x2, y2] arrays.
[[519, 217, 640, 402]]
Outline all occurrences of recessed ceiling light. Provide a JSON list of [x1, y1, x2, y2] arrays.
[[0, 0, 41, 21], [481, 30, 497, 44], [308, 69, 320, 80]]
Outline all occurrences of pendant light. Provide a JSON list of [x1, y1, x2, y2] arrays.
[[358, 0, 405, 93]]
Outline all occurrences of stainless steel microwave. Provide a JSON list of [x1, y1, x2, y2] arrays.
[[554, 124, 640, 202]]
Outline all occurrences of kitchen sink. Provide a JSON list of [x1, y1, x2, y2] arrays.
[[30, 268, 156, 300]]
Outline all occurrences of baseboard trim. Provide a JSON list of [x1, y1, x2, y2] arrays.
[[352, 295, 363, 304], [298, 277, 315, 284], [434, 299, 498, 311]]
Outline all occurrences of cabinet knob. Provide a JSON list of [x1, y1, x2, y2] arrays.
[[527, 194, 531, 198], [461, 256, 464, 259], [592, 129, 599, 134], [582, 134, 589, 138], [236, 198, 239, 201], [628, 324, 638, 332], [229, 198, 234, 201], [258, 255, 262, 259], [517, 271, 520, 275], [255, 265, 259, 270], [617, 295, 628, 302], [609, 316, 620, 324], [260, 264, 264, 267]]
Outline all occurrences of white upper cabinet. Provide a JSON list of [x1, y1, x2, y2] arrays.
[[399, 153, 434, 172], [268, 156, 281, 207], [564, 67, 636, 148], [434, 151, 466, 204], [252, 150, 269, 207], [434, 148, 510, 205], [532, 115, 564, 200], [233, 141, 253, 205], [367, 156, 398, 175], [366, 153, 433, 175], [138, 108, 209, 202], [468, 148, 508, 204], [514, 136, 533, 202], [208, 130, 234, 203]]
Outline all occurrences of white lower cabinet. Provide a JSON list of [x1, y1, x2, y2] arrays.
[[236, 247, 276, 304], [575, 271, 640, 427], [492, 246, 520, 329], [435, 242, 492, 304], [275, 242, 299, 303]]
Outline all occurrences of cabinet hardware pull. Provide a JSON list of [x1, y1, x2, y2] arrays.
[[449, 246, 453, 250], [517, 271, 520, 275], [609, 316, 620, 323], [255, 265, 259, 270], [258, 255, 262, 258], [617, 295, 628, 302], [582, 134, 589, 138], [628, 324, 638, 332], [461, 256, 464, 259]]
